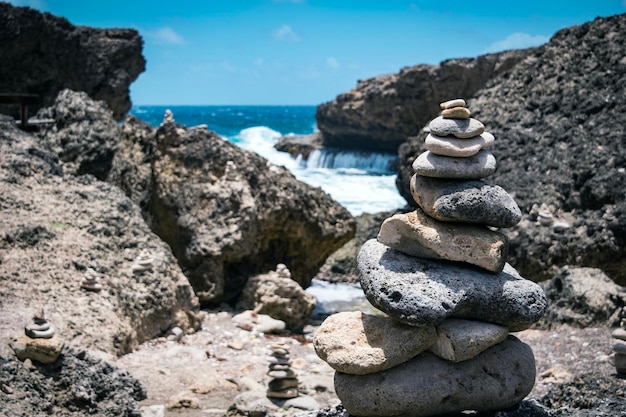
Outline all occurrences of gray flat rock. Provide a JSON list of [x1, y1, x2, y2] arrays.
[[428, 116, 485, 138], [424, 132, 494, 157], [377, 209, 508, 272], [428, 319, 509, 362], [412, 150, 497, 179], [410, 175, 522, 228], [357, 239, 547, 331], [335, 336, 536, 417]]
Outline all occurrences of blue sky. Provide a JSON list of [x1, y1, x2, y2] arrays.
[[7, 0, 626, 105]]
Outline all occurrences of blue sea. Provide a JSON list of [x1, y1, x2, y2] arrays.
[[130, 105, 406, 216]]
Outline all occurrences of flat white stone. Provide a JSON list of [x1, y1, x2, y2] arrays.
[[412, 149, 497, 179], [425, 132, 494, 157], [429, 116, 484, 138]]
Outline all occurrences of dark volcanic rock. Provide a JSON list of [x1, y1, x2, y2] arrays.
[[110, 117, 356, 305], [316, 49, 531, 152], [537, 266, 626, 329], [0, 346, 146, 417], [274, 132, 323, 160], [0, 2, 145, 120], [398, 13, 626, 283], [35, 89, 121, 180], [0, 118, 201, 358]]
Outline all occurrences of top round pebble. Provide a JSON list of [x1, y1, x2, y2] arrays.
[[440, 99, 466, 109]]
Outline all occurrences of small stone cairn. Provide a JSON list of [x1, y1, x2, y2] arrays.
[[10, 309, 65, 364], [132, 250, 155, 274], [314, 99, 548, 416], [266, 343, 299, 399], [612, 308, 626, 374], [81, 267, 103, 292]]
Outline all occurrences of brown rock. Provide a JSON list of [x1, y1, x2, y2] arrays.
[[378, 209, 508, 272], [314, 311, 436, 375], [9, 334, 64, 364], [441, 107, 471, 119]]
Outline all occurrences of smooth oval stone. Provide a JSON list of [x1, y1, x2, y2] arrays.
[[413, 150, 497, 179], [410, 175, 522, 228], [335, 336, 536, 417], [429, 116, 484, 138], [314, 311, 437, 375], [25, 324, 55, 339], [377, 209, 508, 272], [428, 319, 509, 362], [266, 388, 298, 399], [269, 363, 291, 371], [440, 98, 466, 109], [615, 353, 626, 374], [441, 107, 471, 119], [424, 132, 494, 157], [267, 369, 297, 379], [614, 339, 626, 354], [357, 239, 547, 331], [612, 328, 626, 341]]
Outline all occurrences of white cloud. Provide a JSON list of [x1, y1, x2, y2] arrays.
[[326, 57, 340, 69], [273, 25, 300, 42], [482, 32, 549, 54], [148, 26, 185, 45]]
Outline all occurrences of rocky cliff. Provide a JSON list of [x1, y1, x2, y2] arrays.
[[315, 49, 531, 152], [0, 2, 145, 120], [0, 115, 202, 359], [109, 113, 356, 305], [397, 13, 626, 284]]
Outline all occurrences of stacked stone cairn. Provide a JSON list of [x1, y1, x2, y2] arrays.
[[10, 309, 65, 364], [132, 250, 155, 274], [314, 98, 548, 417], [266, 343, 299, 399], [81, 267, 103, 292], [612, 307, 626, 374]]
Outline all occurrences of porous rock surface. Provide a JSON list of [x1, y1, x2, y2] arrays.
[[0, 346, 146, 417], [35, 89, 121, 180], [0, 2, 145, 120], [110, 116, 356, 304], [0, 118, 201, 358], [315, 49, 532, 152], [357, 239, 547, 331], [397, 13, 626, 284]]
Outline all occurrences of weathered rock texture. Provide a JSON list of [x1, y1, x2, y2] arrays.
[[35, 89, 121, 180], [110, 117, 356, 304], [537, 266, 626, 329], [0, 346, 146, 417], [397, 13, 626, 284], [316, 49, 532, 152], [0, 118, 201, 358], [0, 2, 145, 120]]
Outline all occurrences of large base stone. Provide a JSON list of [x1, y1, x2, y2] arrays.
[[334, 336, 535, 417], [358, 239, 547, 331]]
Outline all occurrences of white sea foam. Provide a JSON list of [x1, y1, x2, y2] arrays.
[[231, 126, 406, 215], [306, 279, 364, 302]]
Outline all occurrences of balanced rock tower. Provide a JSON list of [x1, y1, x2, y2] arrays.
[[314, 99, 548, 417]]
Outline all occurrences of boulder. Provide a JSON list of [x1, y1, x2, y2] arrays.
[[315, 49, 532, 152], [537, 266, 626, 328], [398, 14, 626, 284], [0, 2, 145, 120], [274, 132, 323, 160], [236, 269, 316, 331], [9, 334, 65, 364], [35, 89, 121, 180], [111, 117, 355, 304], [0, 346, 146, 417], [334, 336, 536, 417], [0, 118, 202, 358], [357, 239, 547, 331], [313, 311, 437, 375]]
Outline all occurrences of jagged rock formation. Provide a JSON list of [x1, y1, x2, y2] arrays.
[[0, 346, 146, 417], [397, 13, 626, 284], [0, 2, 145, 120], [0, 117, 202, 358], [110, 114, 356, 305], [35, 89, 121, 180], [315, 49, 531, 152]]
